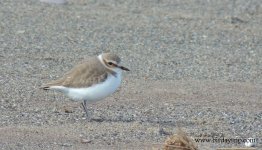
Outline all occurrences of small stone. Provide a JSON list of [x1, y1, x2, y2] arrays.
[[64, 107, 73, 113], [81, 139, 92, 144], [51, 107, 60, 114], [61, 143, 72, 147], [158, 127, 171, 135], [17, 30, 25, 34], [40, 0, 67, 4]]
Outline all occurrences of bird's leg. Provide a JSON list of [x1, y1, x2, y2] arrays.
[[81, 100, 90, 121]]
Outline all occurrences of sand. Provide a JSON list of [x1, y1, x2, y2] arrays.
[[0, 0, 261, 149]]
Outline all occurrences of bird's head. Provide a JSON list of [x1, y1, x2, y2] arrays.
[[101, 53, 130, 71]]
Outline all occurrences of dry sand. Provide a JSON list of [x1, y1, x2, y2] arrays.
[[0, 0, 261, 149]]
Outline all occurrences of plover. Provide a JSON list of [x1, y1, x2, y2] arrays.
[[41, 53, 129, 119]]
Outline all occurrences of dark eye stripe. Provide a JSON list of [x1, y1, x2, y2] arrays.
[[108, 62, 113, 65]]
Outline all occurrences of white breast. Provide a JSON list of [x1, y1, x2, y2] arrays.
[[50, 70, 122, 102]]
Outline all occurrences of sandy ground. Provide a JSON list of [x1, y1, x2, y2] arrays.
[[0, 0, 262, 149]]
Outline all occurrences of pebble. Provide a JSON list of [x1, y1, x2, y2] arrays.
[[39, 0, 67, 4]]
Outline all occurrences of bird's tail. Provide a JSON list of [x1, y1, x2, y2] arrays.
[[40, 78, 65, 90]]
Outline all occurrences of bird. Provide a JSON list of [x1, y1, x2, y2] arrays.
[[41, 53, 130, 120]]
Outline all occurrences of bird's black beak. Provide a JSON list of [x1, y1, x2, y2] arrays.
[[119, 66, 130, 71]]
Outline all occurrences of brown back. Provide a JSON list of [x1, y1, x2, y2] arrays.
[[42, 57, 116, 88]]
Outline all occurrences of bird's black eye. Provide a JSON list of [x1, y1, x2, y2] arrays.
[[108, 62, 113, 65]]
